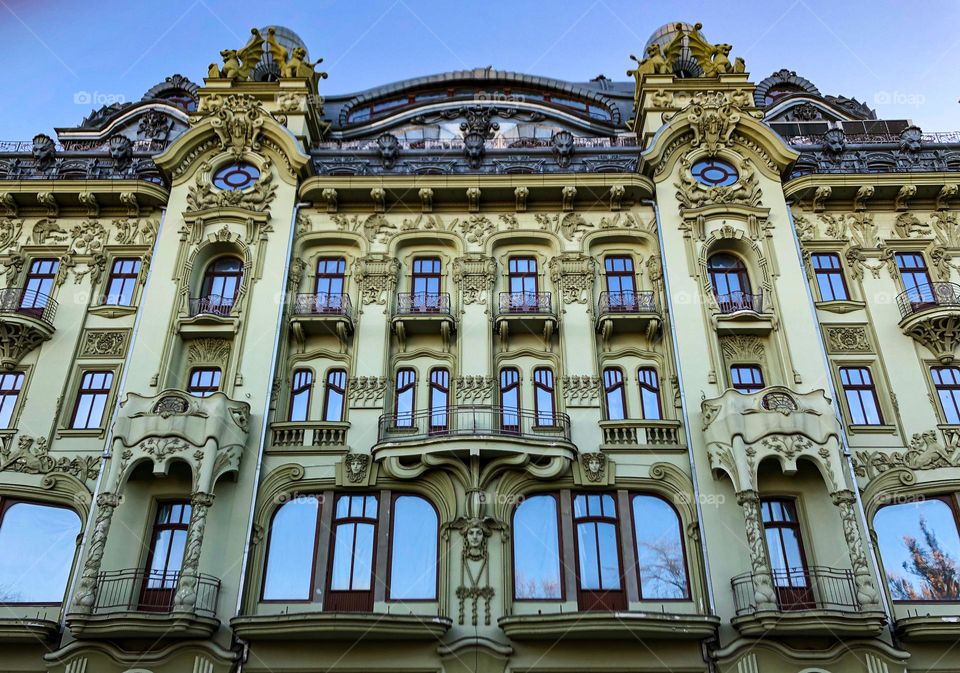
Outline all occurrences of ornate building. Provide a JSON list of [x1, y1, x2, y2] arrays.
[[0, 21, 958, 673]]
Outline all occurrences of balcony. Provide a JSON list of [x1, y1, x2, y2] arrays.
[[896, 283, 960, 363], [67, 568, 221, 639], [499, 611, 719, 641], [0, 288, 57, 369], [232, 612, 452, 642], [179, 294, 238, 338], [600, 419, 683, 449], [596, 291, 660, 347], [290, 293, 353, 345], [391, 292, 455, 351], [731, 566, 886, 637], [895, 614, 960, 642], [269, 421, 349, 450], [496, 292, 557, 351], [711, 291, 772, 335]]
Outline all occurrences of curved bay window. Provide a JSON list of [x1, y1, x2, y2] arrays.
[[429, 368, 449, 433], [708, 253, 755, 313], [389, 495, 439, 600], [394, 369, 416, 427], [573, 493, 625, 610], [513, 495, 562, 600], [603, 367, 627, 420], [322, 369, 347, 422], [933, 366, 960, 424], [632, 495, 688, 599], [499, 368, 520, 433], [288, 369, 313, 422], [199, 257, 243, 315], [761, 499, 813, 610], [327, 494, 378, 611], [533, 367, 555, 426], [638, 368, 662, 420]]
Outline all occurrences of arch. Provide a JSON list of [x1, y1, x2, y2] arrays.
[[699, 232, 773, 309], [488, 229, 562, 255], [181, 237, 254, 311], [389, 230, 463, 257]]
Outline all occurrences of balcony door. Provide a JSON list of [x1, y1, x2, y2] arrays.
[[326, 494, 378, 611], [314, 258, 346, 312], [895, 252, 935, 308], [508, 257, 538, 311], [140, 501, 191, 611], [573, 493, 627, 611], [707, 253, 752, 312], [604, 256, 636, 310], [200, 257, 243, 314], [761, 498, 814, 610], [19, 259, 59, 317], [411, 258, 441, 312]]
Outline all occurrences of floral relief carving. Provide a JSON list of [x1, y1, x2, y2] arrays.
[[832, 489, 881, 607], [549, 254, 595, 305], [455, 376, 492, 404], [354, 255, 399, 305], [0, 435, 99, 481], [675, 156, 761, 210], [719, 335, 765, 360], [824, 326, 871, 353], [80, 330, 128, 358], [186, 160, 276, 213], [347, 376, 388, 408], [113, 218, 158, 246], [453, 254, 496, 305], [187, 338, 232, 365], [0, 218, 23, 252], [854, 431, 960, 480], [456, 215, 494, 245], [562, 375, 600, 406]]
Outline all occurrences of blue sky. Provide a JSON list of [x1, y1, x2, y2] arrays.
[[0, 0, 957, 139]]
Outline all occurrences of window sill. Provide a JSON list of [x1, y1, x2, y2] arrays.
[[56, 427, 106, 440], [88, 304, 138, 319], [815, 300, 865, 314], [846, 423, 897, 435]]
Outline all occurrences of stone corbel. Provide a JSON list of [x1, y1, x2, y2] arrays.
[[561, 185, 576, 212], [321, 188, 338, 213], [78, 192, 99, 217], [811, 185, 831, 212], [467, 187, 481, 213], [0, 193, 17, 216], [370, 187, 386, 213], [609, 184, 626, 211], [852, 185, 874, 212], [936, 184, 957, 211], [120, 191, 140, 217], [514, 186, 528, 213], [37, 192, 58, 217], [894, 184, 916, 212], [419, 188, 434, 213]]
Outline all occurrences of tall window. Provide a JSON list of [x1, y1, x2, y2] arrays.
[[187, 367, 221, 398], [603, 368, 627, 420], [327, 494, 378, 611], [896, 252, 934, 305], [573, 493, 625, 610], [428, 368, 449, 432], [839, 366, 883, 425], [70, 371, 114, 429], [534, 368, 555, 426], [315, 258, 346, 312], [508, 257, 539, 311], [389, 496, 438, 600], [0, 500, 80, 603], [200, 257, 244, 310], [394, 369, 416, 427], [288, 369, 313, 422], [604, 256, 637, 310], [513, 495, 562, 599], [632, 495, 688, 599], [262, 495, 320, 601], [811, 253, 848, 302], [875, 497, 960, 601], [103, 258, 142, 306], [411, 257, 442, 311], [499, 368, 520, 432], [707, 253, 752, 311], [731, 365, 764, 393], [0, 372, 24, 429], [20, 258, 59, 316], [761, 499, 812, 610], [141, 501, 191, 610], [932, 367, 960, 424], [322, 369, 347, 422], [638, 368, 662, 420]]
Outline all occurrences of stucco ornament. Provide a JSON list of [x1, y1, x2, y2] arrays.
[[854, 430, 960, 480], [628, 43, 671, 89], [191, 94, 266, 159], [0, 434, 99, 481], [450, 489, 503, 627], [453, 254, 496, 305], [549, 254, 595, 304], [353, 254, 399, 305], [376, 133, 400, 169], [209, 28, 264, 81], [343, 453, 369, 483], [580, 452, 607, 482], [662, 23, 746, 78], [455, 376, 493, 404], [550, 131, 575, 168], [31, 134, 57, 171], [347, 376, 388, 408], [562, 375, 600, 406], [187, 160, 276, 212], [824, 326, 871, 353], [684, 92, 741, 155], [675, 156, 761, 210]]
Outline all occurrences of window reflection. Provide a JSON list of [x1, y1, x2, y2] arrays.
[[632, 495, 688, 599], [262, 496, 319, 601], [389, 496, 438, 600], [0, 501, 80, 603], [513, 495, 562, 599]]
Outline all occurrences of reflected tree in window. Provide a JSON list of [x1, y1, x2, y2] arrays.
[[632, 495, 689, 599]]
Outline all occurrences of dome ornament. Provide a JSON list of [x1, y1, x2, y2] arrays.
[[661, 22, 746, 78]]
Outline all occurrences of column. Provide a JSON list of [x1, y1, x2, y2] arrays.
[[174, 491, 215, 611], [831, 489, 881, 608], [736, 490, 777, 610], [71, 492, 120, 613]]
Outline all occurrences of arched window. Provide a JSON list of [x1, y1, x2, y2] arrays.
[[200, 257, 244, 314], [0, 500, 80, 603], [289, 369, 313, 422], [707, 253, 753, 312], [638, 368, 662, 420], [632, 495, 688, 599], [429, 368, 449, 433], [394, 369, 416, 427], [323, 369, 347, 422], [875, 498, 960, 601], [262, 496, 320, 601], [603, 367, 626, 420], [513, 494, 562, 599], [389, 495, 438, 600], [499, 368, 520, 433], [534, 368, 555, 426]]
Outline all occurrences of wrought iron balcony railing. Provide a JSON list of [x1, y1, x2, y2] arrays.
[[498, 291, 552, 314], [0, 288, 58, 324], [715, 291, 763, 314], [732, 566, 859, 615], [92, 568, 220, 617], [395, 292, 451, 315], [377, 405, 571, 444], [597, 290, 657, 315], [896, 282, 960, 319], [292, 292, 353, 318], [188, 294, 235, 317]]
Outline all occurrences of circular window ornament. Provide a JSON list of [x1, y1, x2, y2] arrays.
[[691, 159, 739, 187], [212, 162, 260, 191]]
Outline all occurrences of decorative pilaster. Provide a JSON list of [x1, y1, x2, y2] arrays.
[[71, 492, 120, 613], [736, 490, 777, 609], [173, 492, 215, 611], [831, 489, 881, 608]]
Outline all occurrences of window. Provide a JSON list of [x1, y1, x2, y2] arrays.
[[20, 258, 59, 316], [731, 365, 764, 394], [428, 368, 449, 432], [288, 369, 313, 422], [141, 501, 191, 610], [411, 257, 442, 311], [103, 258, 142, 306], [632, 495, 688, 599], [70, 370, 114, 429], [708, 253, 753, 312], [604, 256, 636, 310], [691, 159, 739, 187], [394, 369, 416, 427], [499, 368, 520, 432], [327, 494, 378, 611], [513, 495, 562, 599], [200, 257, 244, 311], [839, 366, 883, 425], [0, 500, 80, 603], [875, 497, 960, 601], [896, 252, 934, 305], [322, 369, 346, 422], [933, 367, 960, 424], [187, 367, 221, 398], [389, 496, 438, 600], [212, 162, 260, 190], [761, 499, 813, 609], [811, 253, 848, 302], [603, 368, 627, 420], [262, 495, 320, 601], [0, 372, 24, 429], [534, 368, 555, 426], [573, 493, 625, 610], [638, 368, 662, 420], [314, 258, 346, 311], [507, 257, 539, 310]]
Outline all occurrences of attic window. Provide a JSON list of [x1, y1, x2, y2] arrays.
[[691, 159, 738, 187], [212, 162, 260, 191]]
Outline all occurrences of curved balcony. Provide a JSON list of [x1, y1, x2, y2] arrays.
[[499, 611, 719, 641], [290, 293, 353, 345], [0, 288, 57, 369], [712, 290, 772, 335], [180, 294, 238, 337], [896, 283, 960, 363], [731, 566, 885, 637], [596, 290, 660, 347], [189, 293, 235, 317], [496, 292, 557, 350], [392, 292, 455, 351]]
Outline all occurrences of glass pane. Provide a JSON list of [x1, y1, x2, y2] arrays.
[[633, 496, 688, 599], [0, 503, 81, 603], [262, 497, 319, 600], [324, 390, 344, 422], [351, 523, 375, 590], [513, 496, 562, 599], [390, 496, 438, 599], [597, 522, 621, 589], [576, 523, 600, 590], [330, 523, 357, 590]]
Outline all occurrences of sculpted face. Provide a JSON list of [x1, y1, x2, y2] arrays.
[[466, 525, 484, 548]]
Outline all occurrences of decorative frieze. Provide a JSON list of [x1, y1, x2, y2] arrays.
[[80, 329, 129, 358], [0, 434, 99, 481], [347, 376, 388, 407], [562, 375, 600, 406], [823, 325, 872, 353], [453, 254, 495, 305], [352, 254, 399, 305], [854, 431, 960, 480], [455, 375, 493, 404]]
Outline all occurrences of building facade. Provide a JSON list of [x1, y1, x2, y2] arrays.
[[0, 21, 958, 673]]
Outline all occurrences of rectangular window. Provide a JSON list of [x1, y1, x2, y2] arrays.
[[573, 493, 625, 610], [70, 371, 113, 429], [499, 368, 520, 432], [839, 366, 883, 425], [141, 501, 191, 610], [326, 494, 378, 611], [638, 368, 662, 420], [394, 369, 416, 427], [604, 256, 637, 310], [411, 258, 442, 311], [761, 498, 813, 610], [20, 258, 59, 316], [603, 368, 627, 420], [288, 369, 313, 422], [187, 367, 221, 398], [896, 252, 934, 305], [323, 369, 347, 422], [731, 365, 764, 394], [0, 372, 24, 429], [314, 258, 346, 311], [534, 368, 555, 426], [811, 253, 848, 302], [507, 257, 539, 311], [429, 368, 449, 432], [103, 258, 142, 306], [933, 367, 960, 424]]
